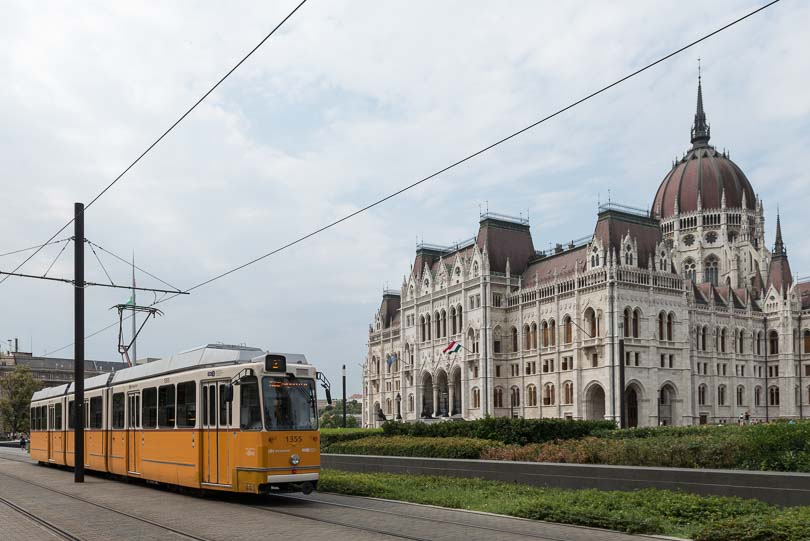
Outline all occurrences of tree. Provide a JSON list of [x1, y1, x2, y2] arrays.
[[319, 410, 360, 428], [0, 365, 41, 434]]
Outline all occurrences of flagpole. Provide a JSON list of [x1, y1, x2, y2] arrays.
[[132, 251, 136, 365]]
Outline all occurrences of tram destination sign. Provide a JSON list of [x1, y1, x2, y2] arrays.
[[265, 354, 287, 373]]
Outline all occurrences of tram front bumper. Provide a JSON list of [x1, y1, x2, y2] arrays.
[[259, 472, 319, 494]]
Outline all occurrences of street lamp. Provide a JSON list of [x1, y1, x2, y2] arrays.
[[341, 364, 347, 428], [396, 393, 402, 421]]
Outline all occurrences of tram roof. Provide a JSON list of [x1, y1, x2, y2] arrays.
[[31, 344, 310, 401]]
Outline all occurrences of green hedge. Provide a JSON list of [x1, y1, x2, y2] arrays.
[[381, 417, 615, 445], [319, 428, 381, 450], [320, 469, 810, 540], [326, 435, 500, 459], [481, 421, 810, 472]]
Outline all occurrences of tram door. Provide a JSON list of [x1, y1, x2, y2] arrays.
[[47, 405, 54, 461], [202, 382, 231, 485], [127, 392, 141, 474]]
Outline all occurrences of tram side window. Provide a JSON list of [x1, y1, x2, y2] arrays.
[[142, 388, 157, 429], [39, 406, 46, 430], [90, 397, 103, 429], [158, 385, 176, 428], [54, 403, 62, 430], [30, 408, 36, 430], [68, 401, 75, 429], [176, 382, 196, 428], [219, 383, 231, 426], [239, 376, 262, 430], [112, 393, 125, 429]]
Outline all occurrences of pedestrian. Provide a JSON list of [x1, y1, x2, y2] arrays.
[[19, 433, 26, 450]]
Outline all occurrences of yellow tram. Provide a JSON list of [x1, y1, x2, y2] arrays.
[[29, 344, 331, 494]]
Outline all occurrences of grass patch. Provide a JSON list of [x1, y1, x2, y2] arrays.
[[319, 469, 810, 540]]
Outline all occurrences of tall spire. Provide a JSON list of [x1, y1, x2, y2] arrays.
[[773, 207, 786, 256], [691, 61, 711, 147]]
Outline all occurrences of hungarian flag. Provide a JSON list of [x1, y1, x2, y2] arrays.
[[443, 341, 462, 354]]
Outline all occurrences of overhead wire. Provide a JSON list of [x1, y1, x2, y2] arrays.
[[42, 239, 72, 278], [39, 0, 780, 356], [86, 240, 182, 293], [0, 238, 70, 258], [0, 0, 309, 286], [159, 0, 782, 301], [87, 241, 115, 286]]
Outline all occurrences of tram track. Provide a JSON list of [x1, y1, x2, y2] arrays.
[[0, 495, 82, 541], [0, 452, 631, 541], [244, 501, 438, 541], [0, 460, 214, 541], [268, 493, 577, 541], [0, 455, 427, 541]]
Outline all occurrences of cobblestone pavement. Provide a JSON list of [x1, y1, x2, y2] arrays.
[[0, 449, 655, 541], [0, 497, 65, 541]]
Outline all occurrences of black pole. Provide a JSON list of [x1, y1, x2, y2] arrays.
[[342, 364, 347, 428], [74, 202, 85, 483], [618, 338, 626, 429]]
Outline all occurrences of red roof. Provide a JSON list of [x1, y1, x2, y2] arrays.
[[766, 254, 793, 297], [592, 208, 662, 270], [652, 147, 755, 220], [522, 246, 587, 287], [476, 217, 535, 274]]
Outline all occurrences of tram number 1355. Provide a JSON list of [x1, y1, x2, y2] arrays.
[[285, 435, 303, 444]]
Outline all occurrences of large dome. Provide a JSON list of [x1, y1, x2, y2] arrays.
[[651, 147, 756, 220], [651, 78, 756, 220]]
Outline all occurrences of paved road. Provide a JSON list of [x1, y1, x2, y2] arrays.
[[0, 448, 657, 541]]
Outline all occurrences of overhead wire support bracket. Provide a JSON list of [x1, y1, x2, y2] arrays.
[[84, 281, 189, 295]]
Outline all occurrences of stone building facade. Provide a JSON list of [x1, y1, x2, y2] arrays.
[[363, 80, 810, 428], [0, 351, 126, 430]]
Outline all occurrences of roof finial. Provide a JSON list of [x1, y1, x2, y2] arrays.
[[774, 205, 786, 255], [691, 60, 710, 148]]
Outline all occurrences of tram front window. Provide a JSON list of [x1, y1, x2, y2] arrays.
[[262, 377, 317, 430]]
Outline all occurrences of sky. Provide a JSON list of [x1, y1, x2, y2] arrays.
[[1, 1, 808, 394]]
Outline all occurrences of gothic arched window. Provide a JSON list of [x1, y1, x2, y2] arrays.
[[704, 256, 718, 286], [683, 259, 696, 282], [543, 383, 555, 406], [494, 387, 504, 408]]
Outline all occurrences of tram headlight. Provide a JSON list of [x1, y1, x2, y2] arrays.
[[290, 454, 300, 466]]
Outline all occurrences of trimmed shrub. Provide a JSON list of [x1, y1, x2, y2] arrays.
[[326, 435, 500, 459], [381, 417, 615, 445], [481, 421, 810, 472], [319, 428, 382, 450]]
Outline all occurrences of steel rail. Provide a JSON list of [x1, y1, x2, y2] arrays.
[[0, 467, 214, 541], [0, 495, 83, 541]]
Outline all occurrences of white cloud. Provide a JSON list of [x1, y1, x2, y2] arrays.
[[1, 0, 808, 392]]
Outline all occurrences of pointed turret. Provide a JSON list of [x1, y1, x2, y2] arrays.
[[773, 210, 786, 256], [690, 72, 711, 147], [767, 209, 793, 297]]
